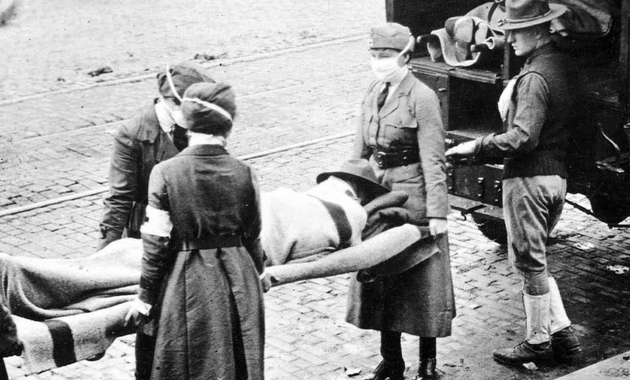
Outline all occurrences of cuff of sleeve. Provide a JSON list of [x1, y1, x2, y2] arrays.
[[138, 288, 155, 306], [132, 298, 153, 316], [474, 137, 484, 154]]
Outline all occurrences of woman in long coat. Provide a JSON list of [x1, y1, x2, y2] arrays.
[[346, 23, 455, 380], [126, 81, 267, 380]]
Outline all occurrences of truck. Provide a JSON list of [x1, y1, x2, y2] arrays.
[[386, 0, 629, 243]]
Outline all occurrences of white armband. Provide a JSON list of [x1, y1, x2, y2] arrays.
[[140, 206, 173, 237]]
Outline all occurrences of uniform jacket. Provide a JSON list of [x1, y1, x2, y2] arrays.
[[139, 144, 265, 380], [347, 71, 455, 337], [99, 103, 180, 239], [352, 72, 449, 220]]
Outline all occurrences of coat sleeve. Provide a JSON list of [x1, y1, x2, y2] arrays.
[[0, 302, 23, 358], [414, 87, 449, 219], [479, 73, 549, 157], [138, 165, 174, 306], [242, 167, 266, 274], [99, 124, 140, 238]]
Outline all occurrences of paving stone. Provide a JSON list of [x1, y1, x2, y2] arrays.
[[1, 2, 630, 379]]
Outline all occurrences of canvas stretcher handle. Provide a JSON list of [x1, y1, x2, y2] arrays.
[[266, 224, 433, 286]]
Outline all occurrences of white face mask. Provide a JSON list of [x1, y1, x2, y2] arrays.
[[170, 107, 187, 128], [370, 56, 403, 82], [159, 100, 187, 128], [163, 64, 188, 127], [370, 37, 414, 82]]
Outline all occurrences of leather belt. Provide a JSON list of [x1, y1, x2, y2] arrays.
[[373, 149, 420, 169], [177, 235, 242, 251]]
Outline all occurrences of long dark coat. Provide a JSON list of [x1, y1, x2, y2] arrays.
[[346, 72, 455, 337], [100, 102, 180, 239], [139, 144, 266, 380]]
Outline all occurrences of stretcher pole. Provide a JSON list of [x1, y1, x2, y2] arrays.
[[266, 224, 436, 286]]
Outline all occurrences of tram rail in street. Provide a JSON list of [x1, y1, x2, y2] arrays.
[[0, 132, 354, 218], [15, 70, 366, 143], [0, 34, 366, 107]]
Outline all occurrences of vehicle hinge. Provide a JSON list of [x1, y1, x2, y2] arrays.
[[493, 180, 501, 204], [477, 177, 485, 200]]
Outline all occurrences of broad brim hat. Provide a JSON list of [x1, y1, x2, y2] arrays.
[[500, 0, 567, 31], [316, 159, 390, 197]]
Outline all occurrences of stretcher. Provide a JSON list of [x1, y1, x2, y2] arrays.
[[0, 221, 437, 378]]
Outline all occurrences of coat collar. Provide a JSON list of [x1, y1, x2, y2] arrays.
[[134, 102, 161, 142], [178, 144, 229, 157], [524, 42, 555, 66], [133, 101, 181, 160], [378, 71, 415, 118]]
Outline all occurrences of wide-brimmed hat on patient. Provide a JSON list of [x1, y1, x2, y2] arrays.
[[499, 0, 567, 31], [316, 159, 390, 197]]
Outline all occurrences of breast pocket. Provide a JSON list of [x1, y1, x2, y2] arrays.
[[381, 101, 418, 146]]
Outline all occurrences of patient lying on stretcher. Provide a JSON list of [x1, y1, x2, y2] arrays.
[[261, 158, 408, 266], [0, 159, 429, 374]]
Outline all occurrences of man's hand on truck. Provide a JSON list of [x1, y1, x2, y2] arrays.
[[445, 140, 479, 157]]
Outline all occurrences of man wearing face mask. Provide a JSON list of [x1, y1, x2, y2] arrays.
[[97, 62, 213, 380], [346, 23, 455, 380], [98, 61, 214, 252]]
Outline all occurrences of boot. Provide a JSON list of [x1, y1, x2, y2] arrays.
[[548, 278, 582, 362], [363, 331, 405, 380], [493, 341, 553, 365], [551, 326, 582, 363], [416, 337, 437, 380], [362, 360, 405, 380], [493, 292, 553, 366]]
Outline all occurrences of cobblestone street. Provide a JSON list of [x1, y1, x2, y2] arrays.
[[1, 1, 630, 379]]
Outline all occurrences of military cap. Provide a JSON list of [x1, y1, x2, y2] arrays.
[[369, 22, 415, 52], [181, 82, 236, 136], [157, 61, 215, 100]]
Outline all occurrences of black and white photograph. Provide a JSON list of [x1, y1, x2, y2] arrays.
[[0, 0, 629, 379]]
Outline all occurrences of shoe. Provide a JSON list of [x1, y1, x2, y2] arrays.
[[415, 357, 437, 379], [492, 341, 553, 366], [362, 360, 405, 380], [551, 326, 582, 362]]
